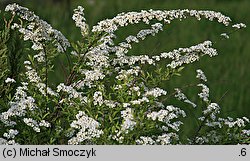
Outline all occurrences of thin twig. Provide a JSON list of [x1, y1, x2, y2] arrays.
[[218, 89, 229, 103]]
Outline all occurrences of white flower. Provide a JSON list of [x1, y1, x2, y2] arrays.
[[111, 131, 124, 143], [5, 3, 70, 52], [3, 129, 19, 139], [0, 137, 19, 145], [72, 6, 89, 36], [120, 108, 136, 132], [25, 64, 58, 97], [103, 100, 118, 108], [203, 103, 220, 121], [23, 118, 40, 132], [136, 136, 155, 145], [174, 88, 196, 107], [130, 97, 149, 105], [24, 61, 31, 65], [112, 108, 136, 142], [113, 55, 155, 66], [116, 66, 141, 80], [242, 130, 250, 136], [76, 69, 105, 88], [123, 103, 131, 108], [93, 91, 103, 106], [57, 83, 87, 104], [147, 105, 186, 131], [144, 87, 167, 98], [0, 82, 39, 126], [204, 103, 220, 114], [196, 69, 207, 82], [162, 41, 217, 68], [5, 78, 16, 84], [84, 46, 110, 69], [92, 9, 231, 34], [39, 120, 51, 128], [68, 111, 103, 145], [114, 85, 123, 90], [220, 117, 248, 128], [2, 4, 247, 145], [232, 23, 246, 29], [126, 35, 139, 43], [137, 133, 178, 145], [220, 33, 229, 39], [34, 51, 45, 62], [197, 84, 209, 102], [156, 133, 178, 145], [0, 138, 8, 145], [137, 23, 163, 40]]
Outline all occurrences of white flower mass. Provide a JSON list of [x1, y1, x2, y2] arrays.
[[5, 78, 16, 84], [0, 3, 248, 145], [72, 6, 89, 37], [68, 111, 103, 145]]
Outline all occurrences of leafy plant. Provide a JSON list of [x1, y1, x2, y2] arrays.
[[0, 4, 249, 145]]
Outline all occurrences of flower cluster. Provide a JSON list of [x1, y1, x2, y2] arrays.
[[194, 112, 249, 144], [39, 120, 51, 128], [92, 9, 232, 34], [72, 6, 89, 37], [0, 4, 248, 145], [136, 133, 179, 145], [111, 107, 137, 143], [93, 91, 103, 106], [174, 88, 196, 107], [68, 111, 103, 145], [116, 66, 141, 80], [242, 130, 250, 136], [57, 83, 87, 104], [23, 118, 41, 132], [22, 118, 51, 133], [197, 84, 209, 102], [232, 23, 246, 29], [220, 33, 230, 39], [5, 3, 70, 52], [5, 78, 16, 84], [25, 61, 58, 97], [162, 41, 217, 68], [147, 105, 186, 132], [0, 82, 37, 126], [75, 69, 105, 88], [144, 88, 167, 98], [196, 69, 207, 82], [120, 108, 136, 132], [203, 103, 220, 120], [3, 129, 18, 139], [191, 71, 249, 144], [0, 128, 19, 145]]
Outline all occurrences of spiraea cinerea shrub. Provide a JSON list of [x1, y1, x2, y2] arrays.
[[0, 3, 249, 145]]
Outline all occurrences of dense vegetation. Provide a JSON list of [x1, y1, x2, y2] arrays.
[[0, 0, 249, 144]]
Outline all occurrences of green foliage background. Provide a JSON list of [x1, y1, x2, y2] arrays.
[[1, 0, 250, 135]]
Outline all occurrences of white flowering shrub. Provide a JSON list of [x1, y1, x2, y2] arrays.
[[0, 4, 249, 145]]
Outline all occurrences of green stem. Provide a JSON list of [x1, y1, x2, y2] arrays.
[[43, 45, 48, 110]]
